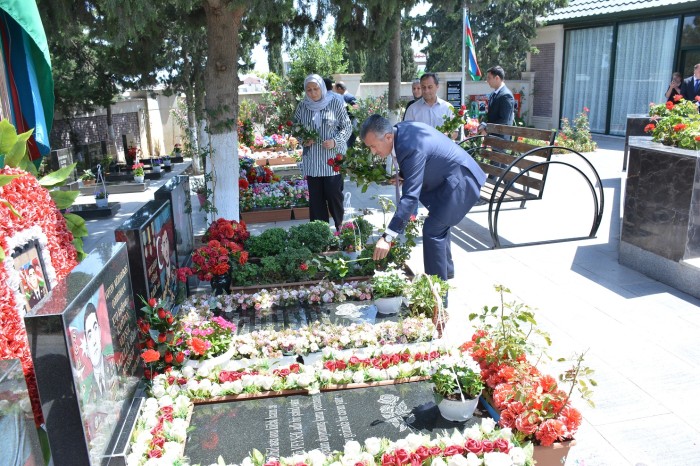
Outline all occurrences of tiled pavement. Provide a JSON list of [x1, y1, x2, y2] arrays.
[[92, 135, 700, 466]]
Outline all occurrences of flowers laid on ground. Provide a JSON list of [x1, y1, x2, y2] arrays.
[[461, 285, 594, 447], [554, 107, 597, 152], [132, 163, 145, 176], [239, 179, 309, 211], [180, 314, 237, 361], [431, 354, 484, 401], [647, 96, 700, 149], [137, 297, 183, 380]]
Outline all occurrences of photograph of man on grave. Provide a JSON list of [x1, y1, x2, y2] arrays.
[[13, 247, 48, 313], [143, 205, 177, 303], [65, 285, 117, 445]]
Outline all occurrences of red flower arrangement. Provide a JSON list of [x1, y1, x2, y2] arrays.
[[327, 153, 344, 173], [178, 240, 249, 282], [460, 286, 593, 447], [137, 297, 184, 380], [0, 167, 79, 426], [202, 217, 250, 247]]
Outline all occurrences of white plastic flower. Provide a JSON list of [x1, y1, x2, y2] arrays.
[[483, 452, 512, 466], [364, 437, 382, 456], [480, 417, 496, 434]]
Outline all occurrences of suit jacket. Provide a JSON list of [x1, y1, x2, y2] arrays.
[[487, 85, 515, 126], [680, 76, 700, 102], [388, 121, 487, 233]]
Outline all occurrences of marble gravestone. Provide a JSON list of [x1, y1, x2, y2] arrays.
[[154, 175, 194, 269], [0, 358, 44, 466], [115, 199, 179, 311], [185, 382, 476, 465], [24, 243, 143, 466]]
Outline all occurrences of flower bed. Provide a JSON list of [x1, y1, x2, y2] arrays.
[[239, 180, 309, 212]]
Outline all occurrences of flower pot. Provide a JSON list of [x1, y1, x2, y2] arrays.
[[82, 179, 95, 186], [95, 198, 108, 208], [532, 440, 576, 466], [134, 175, 145, 183], [164, 160, 172, 167], [152, 165, 162, 173], [374, 296, 403, 315], [210, 273, 231, 296], [240, 208, 293, 224], [436, 394, 480, 422], [184, 345, 236, 371], [292, 206, 310, 220]]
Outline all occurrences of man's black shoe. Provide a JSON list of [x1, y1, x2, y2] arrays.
[[447, 273, 454, 279]]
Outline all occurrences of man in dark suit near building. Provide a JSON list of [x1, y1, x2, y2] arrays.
[[680, 63, 700, 107], [360, 115, 486, 282], [479, 65, 515, 138]]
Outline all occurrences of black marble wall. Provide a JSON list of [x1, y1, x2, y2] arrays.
[[622, 138, 698, 261]]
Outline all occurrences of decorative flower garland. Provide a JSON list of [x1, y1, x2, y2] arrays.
[[128, 345, 533, 466], [0, 167, 79, 426]]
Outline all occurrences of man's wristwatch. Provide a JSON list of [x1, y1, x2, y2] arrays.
[[382, 232, 394, 243]]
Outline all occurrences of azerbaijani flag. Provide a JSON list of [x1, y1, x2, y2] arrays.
[[465, 13, 481, 81], [0, 0, 53, 161]]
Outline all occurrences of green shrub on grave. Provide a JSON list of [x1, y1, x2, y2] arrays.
[[245, 227, 289, 257], [259, 256, 285, 283], [231, 262, 262, 286], [288, 221, 334, 253], [279, 247, 315, 282]]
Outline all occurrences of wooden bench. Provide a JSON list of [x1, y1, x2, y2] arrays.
[[460, 123, 604, 248]]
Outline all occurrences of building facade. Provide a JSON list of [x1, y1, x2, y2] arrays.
[[529, 0, 700, 135]]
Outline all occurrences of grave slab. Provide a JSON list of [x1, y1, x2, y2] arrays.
[[24, 242, 143, 466], [185, 381, 477, 465], [69, 202, 122, 219]]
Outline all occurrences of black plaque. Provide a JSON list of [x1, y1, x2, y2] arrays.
[[0, 359, 44, 466], [49, 148, 76, 181], [115, 199, 178, 310], [185, 382, 475, 465], [24, 243, 142, 466], [154, 175, 194, 269], [446, 81, 462, 108]]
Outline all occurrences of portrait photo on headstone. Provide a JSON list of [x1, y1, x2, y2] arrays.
[[12, 240, 50, 313]]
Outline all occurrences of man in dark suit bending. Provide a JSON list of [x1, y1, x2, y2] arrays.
[[680, 63, 700, 109], [361, 115, 486, 282], [479, 65, 515, 137]]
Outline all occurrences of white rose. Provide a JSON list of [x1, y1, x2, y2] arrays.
[[480, 417, 496, 434], [173, 395, 191, 412], [161, 442, 182, 462], [199, 379, 213, 392], [332, 371, 346, 383], [186, 379, 199, 392], [144, 397, 159, 412], [143, 415, 158, 429], [241, 457, 255, 466], [129, 441, 147, 458], [483, 452, 512, 466], [465, 453, 481, 466], [230, 380, 244, 394], [509, 447, 526, 466], [405, 433, 426, 451], [181, 366, 195, 378], [344, 440, 362, 456], [364, 437, 382, 456], [431, 458, 447, 466], [322, 347, 334, 358], [495, 427, 512, 439], [126, 452, 142, 466], [241, 375, 256, 388], [196, 366, 211, 378], [135, 430, 153, 446], [260, 376, 275, 391], [446, 454, 469, 466], [320, 370, 333, 383], [310, 343, 320, 353], [166, 385, 180, 398], [308, 449, 327, 466], [352, 371, 366, 384], [386, 366, 400, 380], [297, 373, 314, 388], [367, 368, 383, 380]]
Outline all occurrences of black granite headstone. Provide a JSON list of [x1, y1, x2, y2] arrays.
[[0, 358, 44, 466], [49, 148, 76, 181], [185, 382, 475, 465], [24, 243, 143, 466], [115, 199, 179, 309], [154, 175, 194, 269]]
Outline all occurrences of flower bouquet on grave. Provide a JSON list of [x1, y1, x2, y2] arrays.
[[137, 297, 184, 381], [177, 313, 237, 362], [290, 122, 319, 145]]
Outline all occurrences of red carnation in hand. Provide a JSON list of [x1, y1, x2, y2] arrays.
[[333, 165, 341, 172], [148, 298, 157, 308]]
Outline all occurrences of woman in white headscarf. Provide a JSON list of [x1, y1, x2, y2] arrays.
[[293, 74, 352, 230]]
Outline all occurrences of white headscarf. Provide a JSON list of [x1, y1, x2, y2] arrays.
[[303, 74, 333, 128]]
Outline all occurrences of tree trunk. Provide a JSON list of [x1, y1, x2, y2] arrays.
[[387, 12, 402, 124], [106, 105, 122, 163], [202, 0, 244, 222]]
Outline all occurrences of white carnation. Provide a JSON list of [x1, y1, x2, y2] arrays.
[[181, 366, 195, 378], [480, 417, 496, 434], [364, 437, 382, 456], [344, 440, 362, 456], [509, 447, 526, 466]]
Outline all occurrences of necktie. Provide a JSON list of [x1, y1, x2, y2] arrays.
[[695, 80, 699, 93], [489, 91, 498, 106]]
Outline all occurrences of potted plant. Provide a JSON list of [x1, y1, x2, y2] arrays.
[[371, 268, 408, 315], [132, 163, 145, 183], [180, 315, 237, 370], [152, 157, 162, 173], [431, 355, 484, 421], [94, 188, 108, 208], [80, 170, 96, 186], [163, 154, 172, 168], [172, 143, 182, 156]]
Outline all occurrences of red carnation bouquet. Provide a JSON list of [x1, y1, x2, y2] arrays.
[[327, 153, 344, 173], [460, 286, 594, 447], [138, 297, 185, 381], [202, 217, 250, 247]]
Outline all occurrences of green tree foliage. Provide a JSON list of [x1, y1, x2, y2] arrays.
[[417, 0, 567, 78], [287, 36, 348, 92], [361, 25, 417, 82]]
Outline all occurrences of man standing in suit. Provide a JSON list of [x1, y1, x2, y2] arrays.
[[360, 115, 486, 282], [479, 66, 515, 137], [680, 64, 700, 108]]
